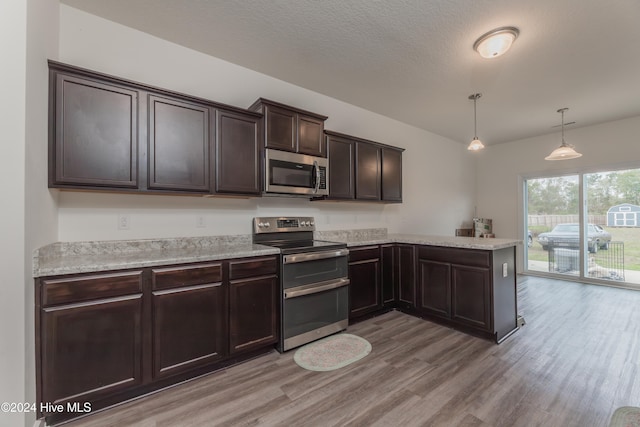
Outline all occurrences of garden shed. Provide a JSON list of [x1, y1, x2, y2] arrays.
[[607, 203, 640, 227]]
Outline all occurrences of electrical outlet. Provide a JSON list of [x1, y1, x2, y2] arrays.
[[118, 214, 130, 230], [502, 262, 508, 278], [196, 215, 206, 228]]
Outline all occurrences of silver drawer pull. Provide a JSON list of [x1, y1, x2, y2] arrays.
[[284, 278, 350, 299], [283, 249, 349, 264]]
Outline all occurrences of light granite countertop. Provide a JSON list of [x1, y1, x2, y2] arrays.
[[33, 235, 279, 277], [34, 229, 522, 277], [316, 229, 522, 250]]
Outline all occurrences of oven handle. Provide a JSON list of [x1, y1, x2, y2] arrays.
[[284, 278, 350, 299], [283, 248, 349, 264]]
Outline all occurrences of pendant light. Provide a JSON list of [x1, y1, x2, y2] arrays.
[[545, 108, 582, 161], [473, 27, 519, 59], [468, 93, 485, 151]]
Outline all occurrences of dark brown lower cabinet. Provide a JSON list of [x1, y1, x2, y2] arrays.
[[152, 283, 227, 378], [348, 246, 382, 320], [229, 275, 278, 354], [36, 255, 279, 424], [416, 245, 517, 342], [417, 259, 451, 318], [451, 265, 491, 331], [396, 244, 416, 309], [38, 271, 145, 409], [381, 244, 415, 310], [40, 295, 143, 406], [381, 245, 396, 305]]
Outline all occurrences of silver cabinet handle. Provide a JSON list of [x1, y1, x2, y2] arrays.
[[284, 278, 350, 299], [283, 248, 349, 264]]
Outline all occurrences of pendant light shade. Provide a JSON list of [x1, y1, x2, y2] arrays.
[[468, 93, 485, 151], [474, 27, 519, 59], [545, 108, 582, 161]]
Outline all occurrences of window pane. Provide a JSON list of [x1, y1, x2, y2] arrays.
[[526, 175, 580, 277], [585, 169, 640, 285]]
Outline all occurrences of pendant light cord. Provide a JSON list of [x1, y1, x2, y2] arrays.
[[474, 97, 478, 139], [558, 107, 568, 146]]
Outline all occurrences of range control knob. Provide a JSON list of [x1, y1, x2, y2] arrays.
[[310, 221, 315, 226]]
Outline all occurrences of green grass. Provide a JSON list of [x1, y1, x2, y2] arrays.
[[527, 226, 640, 270]]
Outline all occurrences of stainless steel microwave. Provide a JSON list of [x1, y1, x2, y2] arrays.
[[264, 149, 328, 196]]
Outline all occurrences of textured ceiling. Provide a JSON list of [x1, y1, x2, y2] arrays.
[[60, 0, 640, 146]]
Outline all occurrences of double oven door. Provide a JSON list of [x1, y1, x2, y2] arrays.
[[279, 248, 349, 352]]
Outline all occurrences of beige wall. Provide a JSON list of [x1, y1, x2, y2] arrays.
[[1, 0, 28, 425], [24, 0, 60, 425], [476, 115, 640, 269], [57, 5, 477, 242], [1, 1, 59, 425]]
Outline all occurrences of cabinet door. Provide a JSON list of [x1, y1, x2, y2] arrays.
[[381, 147, 402, 202], [381, 245, 396, 305], [148, 95, 210, 192], [152, 283, 227, 379], [215, 110, 261, 194], [417, 259, 451, 318], [52, 74, 138, 188], [451, 265, 491, 331], [355, 142, 381, 200], [297, 114, 325, 156], [229, 275, 279, 354], [40, 294, 143, 407], [348, 247, 382, 319], [264, 104, 296, 151], [397, 244, 416, 307], [327, 134, 355, 199]]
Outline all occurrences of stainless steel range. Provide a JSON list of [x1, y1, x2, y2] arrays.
[[253, 216, 349, 352]]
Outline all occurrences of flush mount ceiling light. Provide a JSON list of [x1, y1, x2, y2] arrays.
[[473, 26, 519, 59], [545, 108, 582, 161], [468, 93, 485, 151]]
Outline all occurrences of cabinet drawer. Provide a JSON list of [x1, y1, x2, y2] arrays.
[[348, 246, 380, 263], [418, 246, 490, 268], [152, 263, 222, 290], [41, 271, 143, 306], [229, 256, 278, 280]]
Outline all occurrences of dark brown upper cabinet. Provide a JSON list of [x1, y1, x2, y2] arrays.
[[381, 147, 403, 202], [214, 109, 262, 195], [249, 98, 328, 157], [356, 141, 381, 200], [48, 61, 263, 198], [148, 95, 210, 192], [324, 130, 404, 202], [50, 72, 139, 189], [325, 132, 355, 200]]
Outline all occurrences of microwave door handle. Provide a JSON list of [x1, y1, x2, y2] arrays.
[[313, 160, 320, 194]]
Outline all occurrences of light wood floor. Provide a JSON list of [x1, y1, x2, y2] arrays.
[[64, 276, 640, 427]]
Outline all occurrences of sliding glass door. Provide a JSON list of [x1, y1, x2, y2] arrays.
[[524, 168, 640, 287]]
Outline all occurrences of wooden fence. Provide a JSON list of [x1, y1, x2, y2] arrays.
[[528, 215, 606, 228]]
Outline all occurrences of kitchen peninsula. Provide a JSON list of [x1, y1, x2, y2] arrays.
[[33, 230, 520, 425]]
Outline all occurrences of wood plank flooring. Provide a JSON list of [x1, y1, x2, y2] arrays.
[[63, 276, 640, 427]]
